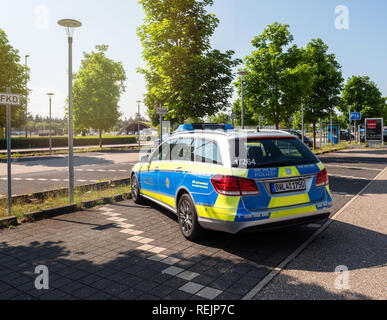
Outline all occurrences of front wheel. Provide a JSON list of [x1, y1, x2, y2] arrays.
[[178, 194, 203, 241], [131, 174, 144, 204]]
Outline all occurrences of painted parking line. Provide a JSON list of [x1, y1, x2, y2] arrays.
[[325, 164, 382, 172], [329, 173, 370, 181]]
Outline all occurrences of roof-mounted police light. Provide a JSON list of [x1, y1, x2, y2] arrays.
[[176, 123, 234, 132]]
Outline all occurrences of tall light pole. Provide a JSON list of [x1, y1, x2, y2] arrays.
[[24, 55, 30, 138], [58, 19, 82, 203], [47, 93, 54, 153], [136, 100, 142, 148], [237, 71, 248, 129]]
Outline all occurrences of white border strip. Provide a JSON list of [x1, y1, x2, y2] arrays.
[[242, 166, 387, 300]]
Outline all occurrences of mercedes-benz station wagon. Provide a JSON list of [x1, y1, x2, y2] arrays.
[[131, 124, 332, 240]]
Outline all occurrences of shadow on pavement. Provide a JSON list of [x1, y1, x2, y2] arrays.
[[18, 155, 114, 168], [0, 200, 384, 300]]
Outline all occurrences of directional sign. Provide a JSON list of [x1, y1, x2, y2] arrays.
[[350, 112, 361, 121], [157, 107, 167, 115], [0, 93, 21, 106]]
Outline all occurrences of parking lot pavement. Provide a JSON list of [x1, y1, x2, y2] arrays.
[[253, 166, 387, 300], [0, 148, 386, 300]]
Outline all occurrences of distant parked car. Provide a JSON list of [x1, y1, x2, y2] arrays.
[[340, 130, 355, 142], [281, 129, 313, 148]]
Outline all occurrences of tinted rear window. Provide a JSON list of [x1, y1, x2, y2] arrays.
[[229, 138, 318, 168]]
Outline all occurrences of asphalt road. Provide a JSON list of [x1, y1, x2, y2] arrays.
[[0, 148, 385, 301], [0, 151, 142, 197]]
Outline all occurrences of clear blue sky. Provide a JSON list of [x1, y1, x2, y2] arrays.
[[2, 0, 386, 119]]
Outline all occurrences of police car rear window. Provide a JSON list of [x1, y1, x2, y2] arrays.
[[229, 137, 318, 168]]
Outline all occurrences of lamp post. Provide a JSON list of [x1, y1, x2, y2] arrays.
[[47, 93, 54, 153], [58, 18, 82, 203], [237, 71, 248, 129], [24, 55, 30, 138], [136, 100, 142, 148]]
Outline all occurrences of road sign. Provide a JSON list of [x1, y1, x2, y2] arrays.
[[350, 112, 361, 121], [0, 93, 21, 106], [259, 114, 264, 121], [157, 107, 168, 115], [231, 113, 236, 120]]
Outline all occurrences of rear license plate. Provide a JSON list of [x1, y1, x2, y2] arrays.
[[271, 179, 306, 194]]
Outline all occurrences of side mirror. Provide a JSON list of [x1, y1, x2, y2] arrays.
[[141, 155, 149, 163]]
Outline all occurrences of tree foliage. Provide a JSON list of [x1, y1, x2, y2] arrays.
[[237, 22, 312, 129], [339, 76, 386, 120], [0, 29, 30, 133], [137, 0, 240, 126], [302, 38, 343, 147], [72, 45, 126, 146]]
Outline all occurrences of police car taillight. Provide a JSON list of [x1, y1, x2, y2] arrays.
[[316, 169, 329, 187], [211, 175, 260, 196]]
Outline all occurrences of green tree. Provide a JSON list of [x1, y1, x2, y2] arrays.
[[0, 29, 30, 137], [339, 76, 385, 121], [239, 22, 312, 129], [302, 39, 344, 148], [137, 0, 240, 126], [208, 112, 231, 124], [73, 45, 126, 147]]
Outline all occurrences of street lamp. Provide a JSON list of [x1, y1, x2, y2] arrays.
[[237, 71, 248, 129], [47, 93, 54, 153], [25, 55, 30, 138], [58, 18, 82, 203], [136, 100, 142, 148]]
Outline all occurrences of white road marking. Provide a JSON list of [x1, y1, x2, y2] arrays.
[[325, 164, 381, 172], [329, 173, 370, 180]]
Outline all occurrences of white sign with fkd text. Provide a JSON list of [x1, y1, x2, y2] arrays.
[[0, 93, 21, 106]]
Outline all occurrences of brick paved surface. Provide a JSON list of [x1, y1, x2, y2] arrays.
[[0, 199, 321, 300]]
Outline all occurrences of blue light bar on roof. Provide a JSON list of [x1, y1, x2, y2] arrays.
[[176, 123, 234, 132], [176, 124, 194, 132]]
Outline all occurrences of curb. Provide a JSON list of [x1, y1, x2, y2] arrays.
[[0, 216, 18, 228], [17, 192, 132, 226], [0, 178, 131, 206]]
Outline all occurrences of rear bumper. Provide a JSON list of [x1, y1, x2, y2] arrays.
[[198, 209, 331, 234]]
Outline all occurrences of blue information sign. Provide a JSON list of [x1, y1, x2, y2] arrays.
[[350, 112, 362, 121]]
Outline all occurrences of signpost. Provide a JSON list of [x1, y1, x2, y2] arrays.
[[231, 113, 236, 127], [157, 106, 167, 144], [350, 112, 362, 143], [259, 114, 263, 130], [0, 89, 21, 215]]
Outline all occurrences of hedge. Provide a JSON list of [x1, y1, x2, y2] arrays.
[[0, 136, 138, 149]]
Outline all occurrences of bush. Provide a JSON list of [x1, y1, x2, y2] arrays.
[[0, 136, 138, 149]]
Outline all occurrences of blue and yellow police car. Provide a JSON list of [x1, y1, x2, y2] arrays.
[[131, 124, 332, 240]]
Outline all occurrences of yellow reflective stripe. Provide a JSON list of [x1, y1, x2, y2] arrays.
[[270, 205, 317, 219], [269, 193, 310, 208], [146, 161, 230, 175], [326, 185, 332, 198], [196, 196, 239, 221], [196, 206, 236, 222], [231, 168, 249, 178], [132, 164, 142, 172], [278, 166, 301, 178], [317, 162, 325, 170], [141, 190, 175, 208]]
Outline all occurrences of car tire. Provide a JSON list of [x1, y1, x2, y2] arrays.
[[177, 193, 203, 241], [131, 174, 144, 204]]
